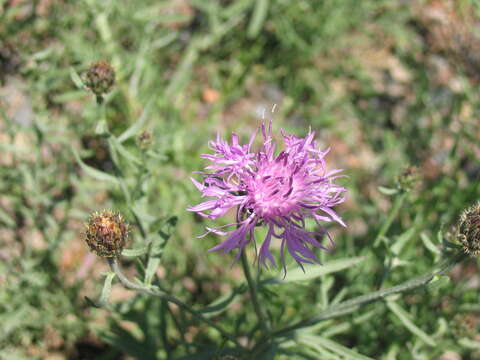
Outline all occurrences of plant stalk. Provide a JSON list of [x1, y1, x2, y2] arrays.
[[107, 257, 243, 349], [240, 251, 270, 335], [271, 252, 466, 338]]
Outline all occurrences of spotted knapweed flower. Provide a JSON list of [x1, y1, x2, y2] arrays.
[[188, 121, 347, 270]]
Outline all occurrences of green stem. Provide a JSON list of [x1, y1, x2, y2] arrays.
[[374, 192, 407, 247], [107, 258, 243, 349], [271, 252, 466, 338], [241, 251, 270, 335]]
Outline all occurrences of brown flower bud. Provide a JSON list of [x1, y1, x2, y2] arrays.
[[397, 165, 421, 192], [85, 210, 127, 257], [83, 60, 115, 96], [137, 130, 153, 150], [458, 202, 480, 256]]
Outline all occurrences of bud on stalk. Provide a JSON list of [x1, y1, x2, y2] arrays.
[[85, 210, 128, 258]]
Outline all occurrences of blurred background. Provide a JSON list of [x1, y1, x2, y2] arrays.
[[1, 0, 480, 359]]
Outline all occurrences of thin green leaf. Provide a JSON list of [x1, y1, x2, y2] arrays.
[[109, 137, 141, 165], [391, 228, 416, 255], [122, 246, 149, 257], [70, 67, 85, 89], [52, 90, 85, 103], [72, 147, 119, 184], [386, 300, 436, 346], [144, 218, 175, 285], [265, 257, 367, 284], [144, 257, 160, 287], [247, 0, 269, 38], [99, 272, 116, 305], [421, 233, 441, 256], [200, 285, 246, 317], [378, 186, 399, 196], [300, 335, 374, 360], [117, 101, 152, 143]]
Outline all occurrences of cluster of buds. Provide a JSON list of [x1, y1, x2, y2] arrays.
[[457, 202, 480, 256], [83, 60, 115, 98], [85, 210, 128, 257]]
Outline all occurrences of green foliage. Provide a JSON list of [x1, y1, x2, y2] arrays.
[[2, 0, 480, 358]]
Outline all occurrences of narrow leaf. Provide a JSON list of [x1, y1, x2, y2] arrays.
[[144, 257, 161, 287], [200, 285, 246, 317], [144, 219, 175, 285], [299, 334, 373, 360], [70, 67, 85, 89], [72, 147, 119, 184], [122, 246, 149, 257], [313, 337, 374, 360], [99, 272, 116, 305], [265, 257, 366, 284], [391, 228, 416, 255], [117, 102, 152, 143], [247, 0, 269, 38], [420, 233, 441, 256], [109, 137, 141, 165], [378, 186, 399, 196], [387, 300, 436, 346]]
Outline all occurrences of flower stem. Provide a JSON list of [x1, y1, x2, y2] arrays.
[[240, 251, 270, 335], [271, 252, 466, 338], [107, 257, 243, 349]]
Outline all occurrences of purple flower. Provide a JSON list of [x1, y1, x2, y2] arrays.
[[188, 121, 347, 270]]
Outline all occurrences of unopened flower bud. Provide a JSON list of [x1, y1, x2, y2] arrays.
[[137, 130, 153, 150], [85, 210, 127, 257], [458, 202, 480, 256], [83, 60, 115, 96], [397, 165, 420, 192]]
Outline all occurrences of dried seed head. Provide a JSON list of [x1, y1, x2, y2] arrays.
[[85, 210, 127, 257], [83, 60, 115, 96], [397, 165, 421, 192], [458, 202, 480, 256], [137, 130, 153, 150]]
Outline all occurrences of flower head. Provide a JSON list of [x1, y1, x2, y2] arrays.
[[85, 210, 128, 257], [188, 121, 347, 270], [458, 202, 480, 256], [83, 60, 115, 96]]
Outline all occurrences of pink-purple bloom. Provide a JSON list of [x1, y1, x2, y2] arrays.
[[188, 121, 347, 270]]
